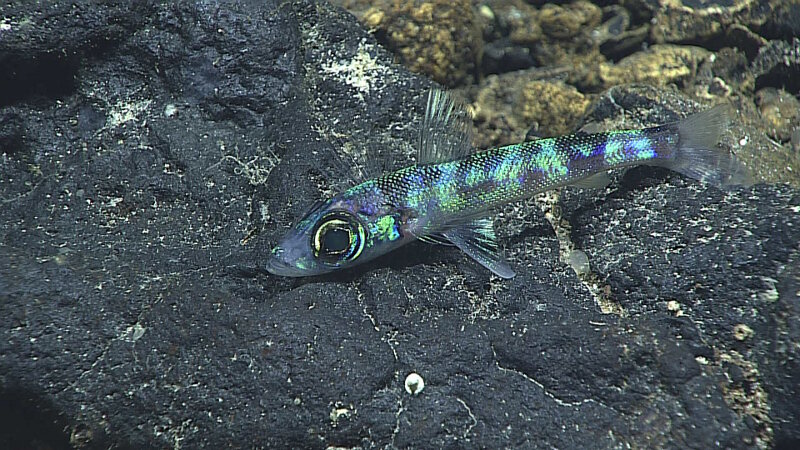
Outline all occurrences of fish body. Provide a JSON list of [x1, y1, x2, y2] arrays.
[[373, 127, 670, 223], [267, 90, 750, 278]]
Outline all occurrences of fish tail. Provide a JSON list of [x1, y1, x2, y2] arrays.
[[656, 105, 752, 188]]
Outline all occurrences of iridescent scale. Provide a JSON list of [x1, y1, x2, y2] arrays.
[[371, 125, 677, 226]]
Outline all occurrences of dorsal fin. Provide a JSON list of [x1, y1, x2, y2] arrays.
[[417, 89, 475, 165]]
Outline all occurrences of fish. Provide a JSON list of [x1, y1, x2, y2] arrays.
[[266, 89, 751, 278]]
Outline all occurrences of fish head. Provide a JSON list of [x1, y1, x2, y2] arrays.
[[267, 186, 406, 277], [266, 196, 362, 276]]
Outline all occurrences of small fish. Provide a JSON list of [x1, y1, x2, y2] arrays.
[[267, 89, 751, 278]]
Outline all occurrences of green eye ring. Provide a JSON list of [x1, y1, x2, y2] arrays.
[[311, 212, 365, 264]]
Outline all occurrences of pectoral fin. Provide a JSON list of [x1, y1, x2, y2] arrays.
[[443, 218, 515, 279]]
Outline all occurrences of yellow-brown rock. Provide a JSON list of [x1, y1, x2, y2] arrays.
[[362, 0, 482, 87], [598, 45, 711, 88]]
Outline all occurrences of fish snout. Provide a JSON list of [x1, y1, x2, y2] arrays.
[[265, 246, 314, 277]]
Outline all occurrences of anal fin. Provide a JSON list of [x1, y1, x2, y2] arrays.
[[442, 218, 516, 279], [572, 172, 611, 189]]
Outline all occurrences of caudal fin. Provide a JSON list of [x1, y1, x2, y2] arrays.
[[664, 105, 753, 188]]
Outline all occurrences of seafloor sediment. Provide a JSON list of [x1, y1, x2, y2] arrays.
[[1, 0, 798, 448]]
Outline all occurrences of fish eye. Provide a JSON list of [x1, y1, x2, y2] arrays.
[[312, 212, 365, 264]]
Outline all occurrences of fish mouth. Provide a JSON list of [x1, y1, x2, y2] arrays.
[[267, 257, 308, 277], [265, 255, 310, 277]]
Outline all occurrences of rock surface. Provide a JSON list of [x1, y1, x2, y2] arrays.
[[360, 0, 482, 87], [1, 0, 799, 449]]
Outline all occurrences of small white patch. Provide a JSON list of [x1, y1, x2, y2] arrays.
[[666, 300, 684, 316], [164, 103, 178, 117], [758, 277, 779, 302], [733, 323, 754, 341], [121, 323, 146, 342], [320, 41, 386, 101], [106, 99, 152, 128], [329, 404, 353, 427], [106, 197, 123, 208], [404, 372, 424, 395], [479, 5, 495, 20]]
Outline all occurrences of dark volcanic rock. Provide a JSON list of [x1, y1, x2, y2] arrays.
[[1, 1, 798, 449], [0, 2, 151, 106], [752, 37, 800, 95]]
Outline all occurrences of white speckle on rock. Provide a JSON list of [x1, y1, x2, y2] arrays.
[[666, 300, 684, 316], [120, 323, 146, 343], [164, 104, 178, 117], [329, 404, 352, 427], [405, 372, 424, 395], [733, 323, 754, 341], [320, 41, 386, 101]]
